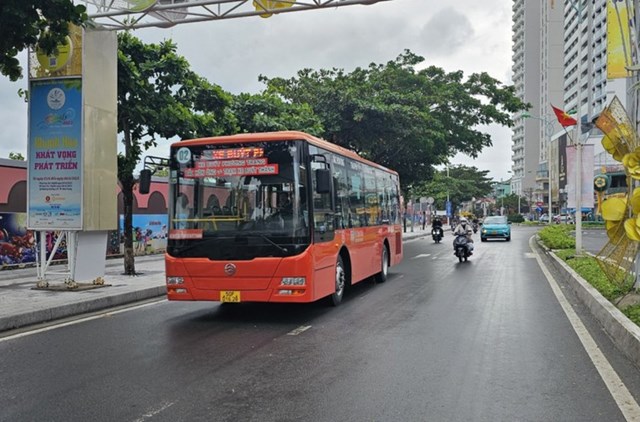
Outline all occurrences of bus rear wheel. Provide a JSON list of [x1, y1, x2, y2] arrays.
[[330, 256, 346, 306], [374, 245, 389, 283]]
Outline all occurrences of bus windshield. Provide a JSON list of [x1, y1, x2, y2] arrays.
[[167, 140, 310, 260]]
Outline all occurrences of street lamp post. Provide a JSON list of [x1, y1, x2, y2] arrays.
[[571, 0, 585, 255]]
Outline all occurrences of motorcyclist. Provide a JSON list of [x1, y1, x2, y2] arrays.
[[453, 217, 474, 254], [471, 217, 479, 233], [431, 216, 444, 241]]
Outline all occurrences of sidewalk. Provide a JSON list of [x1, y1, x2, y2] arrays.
[[0, 227, 430, 332]]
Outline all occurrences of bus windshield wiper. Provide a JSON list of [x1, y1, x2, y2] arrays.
[[254, 234, 288, 253]]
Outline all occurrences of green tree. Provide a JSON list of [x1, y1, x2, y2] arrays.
[[500, 193, 522, 216], [8, 152, 25, 161], [411, 165, 493, 212], [118, 33, 232, 275], [1, 0, 87, 81], [231, 92, 324, 135], [263, 50, 528, 188]]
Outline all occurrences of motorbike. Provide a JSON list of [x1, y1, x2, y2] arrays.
[[472, 222, 478, 233], [453, 233, 472, 262], [432, 227, 443, 243]]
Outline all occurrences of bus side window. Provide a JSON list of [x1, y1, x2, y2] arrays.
[[311, 158, 335, 242], [348, 170, 364, 228], [333, 162, 349, 230]]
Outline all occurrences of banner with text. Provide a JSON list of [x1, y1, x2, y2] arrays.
[[565, 144, 595, 211], [27, 79, 83, 229]]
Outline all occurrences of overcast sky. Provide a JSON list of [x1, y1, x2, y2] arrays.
[[0, 0, 514, 181]]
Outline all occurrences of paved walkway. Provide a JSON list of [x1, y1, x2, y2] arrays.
[[0, 226, 431, 332]]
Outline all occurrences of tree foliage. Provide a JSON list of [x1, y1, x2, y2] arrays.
[[117, 32, 232, 274], [412, 165, 494, 211], [230, 92, 324, 135], [262, 50, 528, 188], [499, 193, 524, 216], [8, 152, 25, 161], [0, 0, 87, 81]]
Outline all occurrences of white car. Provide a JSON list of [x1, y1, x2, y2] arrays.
[[554, 214, 574, 224]]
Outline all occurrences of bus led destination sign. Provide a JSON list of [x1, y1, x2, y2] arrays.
[[195, 158, 268, 168], [203, 147, 264, 160], [183, 164, 278, 178], [184, 149, 278, 178]]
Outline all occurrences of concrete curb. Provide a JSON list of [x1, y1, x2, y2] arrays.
[[532, 238, 640, 369], [0, 286, 166, 332]]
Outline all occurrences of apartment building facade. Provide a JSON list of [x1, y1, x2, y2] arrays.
[[512, 0, 628, 214]]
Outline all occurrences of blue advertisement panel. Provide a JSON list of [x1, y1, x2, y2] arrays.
[[28, 79, 82, 230], [119, 214, 168, 254]]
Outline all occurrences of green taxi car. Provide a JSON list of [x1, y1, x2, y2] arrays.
[[480, 215, 511, 242]]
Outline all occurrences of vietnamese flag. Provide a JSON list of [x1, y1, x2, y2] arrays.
[[551, 105, 578, 127]]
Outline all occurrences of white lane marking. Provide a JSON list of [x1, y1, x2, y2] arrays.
[[133, 401, 175, 422], [412, 254, 431, 259], [287, 325, 312, 336], [532, 242, 640, 421], [0, 300, 165, 342]]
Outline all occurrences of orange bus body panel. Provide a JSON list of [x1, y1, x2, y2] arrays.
[[165, 226, 403, 303], [165, 131, 403, 304]]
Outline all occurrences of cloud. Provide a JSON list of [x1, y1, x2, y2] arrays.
[[0, 66, 28, 158], [0, 0, 514, 180], [419, 7, 474, 58]]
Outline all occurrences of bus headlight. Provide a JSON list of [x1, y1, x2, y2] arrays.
[[282, 277, 306, 286], [167, 276, 184, 285]]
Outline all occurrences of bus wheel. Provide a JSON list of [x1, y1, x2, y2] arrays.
[[330, 256, 346, 306], [374, 245, 389, 283]]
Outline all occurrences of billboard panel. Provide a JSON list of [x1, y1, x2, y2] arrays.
[[27, 79, 83, 229], [566, 144, 595, 211], [607, 0, 633, 79]]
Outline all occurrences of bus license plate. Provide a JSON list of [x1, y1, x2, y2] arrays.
[[221, 291, 240, 303]]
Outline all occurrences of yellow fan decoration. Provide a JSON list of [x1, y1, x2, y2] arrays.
[[593, 96, 640, 284], [253, 0, 295, 18]]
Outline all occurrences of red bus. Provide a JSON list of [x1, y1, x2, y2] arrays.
[[161, 131, 403, 305]]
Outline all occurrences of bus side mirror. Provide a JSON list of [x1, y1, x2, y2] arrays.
[[139, 169, 152, 194], [316, 168, 332, 194]]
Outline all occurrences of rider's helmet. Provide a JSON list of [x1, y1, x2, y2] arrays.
[[459, 217, 468, 223]]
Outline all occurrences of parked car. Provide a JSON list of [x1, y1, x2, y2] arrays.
[[554, 214, 574, 224], [539, 213, 550, 223], [480, 215, 511, 242]]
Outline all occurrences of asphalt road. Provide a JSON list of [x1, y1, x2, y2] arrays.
[[1, 226, 639, 421]]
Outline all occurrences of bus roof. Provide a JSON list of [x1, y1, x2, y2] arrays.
[[171, 131, 399, 176]]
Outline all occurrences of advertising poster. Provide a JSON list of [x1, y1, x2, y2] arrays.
[[119, 214, 168, 254], [0, 213, 37, 267], [28, 79, 83, 230], [565, 144, 595, 211], [607, 0, 633, 79]]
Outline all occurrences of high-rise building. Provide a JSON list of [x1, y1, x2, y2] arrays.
[[512, 0, 628, 214], [511, 1, 541, 197], [534, 0, 564, 212]]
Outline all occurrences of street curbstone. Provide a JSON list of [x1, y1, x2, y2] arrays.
[[533, 238, 640, 369]]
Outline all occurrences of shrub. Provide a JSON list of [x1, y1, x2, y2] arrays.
[[508, 214, 524, 223], [538, 225, 575, 250], [623, 305, 640, 326], [555, 249, 634, 301]]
